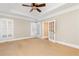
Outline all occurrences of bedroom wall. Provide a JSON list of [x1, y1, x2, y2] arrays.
[[54, 9, 79, 46], [41, 21, 48, 38], [44, 21, 48, 37], [14, 19, 31, 38]]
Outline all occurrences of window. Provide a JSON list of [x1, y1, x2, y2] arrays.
[[0, 18, 14, 40]]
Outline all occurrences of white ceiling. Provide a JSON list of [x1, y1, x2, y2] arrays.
[[0, 3, 79, 22]]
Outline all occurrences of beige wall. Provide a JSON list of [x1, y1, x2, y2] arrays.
[[42, 21, 48, 38], [14, 19, 31, 38], [54, 9, 79, 45], [44, 21, 48, 37]]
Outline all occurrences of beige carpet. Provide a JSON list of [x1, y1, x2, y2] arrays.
[[0, 38, 79, 56]]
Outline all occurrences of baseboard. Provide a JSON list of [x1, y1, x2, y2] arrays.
[[0, 37, 32, 43], [54, 40, 79, 49]]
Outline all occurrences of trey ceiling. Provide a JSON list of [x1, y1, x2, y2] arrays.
[[0, 3, 79, 22]]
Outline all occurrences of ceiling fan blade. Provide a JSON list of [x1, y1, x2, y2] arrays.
[[22, 4, 32, 7], [37, 8, 41, 12], [30, 9, 33, 12], [37, 3, 46, 7]]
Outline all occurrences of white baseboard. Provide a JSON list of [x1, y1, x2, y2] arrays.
[[57, 41, 79, 49], [0, 37, 32, 43], [49, 38, 79, 49], [51, 40, 79, 49]]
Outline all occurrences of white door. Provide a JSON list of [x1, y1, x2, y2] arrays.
[[48, 20, 56, 42]]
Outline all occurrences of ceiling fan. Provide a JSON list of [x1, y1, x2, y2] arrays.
[[22, 3, 46, 12]]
